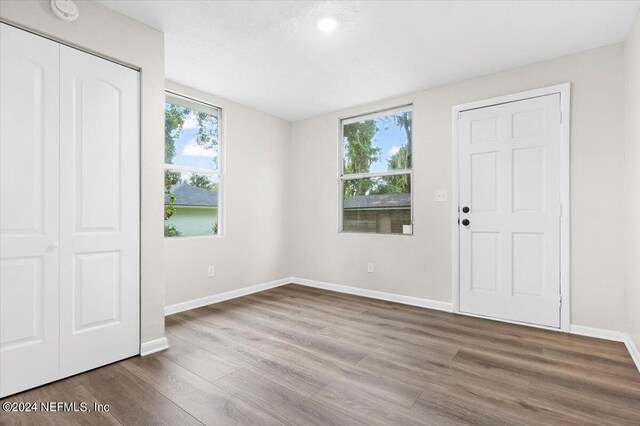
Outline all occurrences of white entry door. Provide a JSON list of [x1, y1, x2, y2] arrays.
[[458, 94, 562, 328], [0, 23, 61, 397], [59, 45, 140, 378], [0, 24, 140, 397]]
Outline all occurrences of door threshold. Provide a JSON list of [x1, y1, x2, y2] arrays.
[[456, 309, 562, 333]]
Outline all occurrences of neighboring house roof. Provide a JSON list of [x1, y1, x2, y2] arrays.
[[166, 184, 218, 207], [344, 193, 410, 209]]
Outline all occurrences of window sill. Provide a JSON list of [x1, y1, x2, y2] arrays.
[[338, 230, 414, 237], [164, 234, 224, 241]]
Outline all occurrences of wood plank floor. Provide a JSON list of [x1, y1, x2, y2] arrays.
[[2, 284, 639, 425]]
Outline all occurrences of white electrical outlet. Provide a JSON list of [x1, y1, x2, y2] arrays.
[[208, 265, 215, 277], [367, 263, 374, 273], [435, 190, 448, 202]]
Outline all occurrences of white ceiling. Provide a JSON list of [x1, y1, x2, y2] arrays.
[[98, 1, 639, 121]]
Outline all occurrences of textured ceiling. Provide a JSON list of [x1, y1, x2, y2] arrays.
[[97, 1, 639, 121]]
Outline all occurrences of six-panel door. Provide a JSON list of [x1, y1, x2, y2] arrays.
[[458, 94, 562, 328]]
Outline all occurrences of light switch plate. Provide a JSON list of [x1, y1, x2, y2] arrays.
[[208, 265, 215, 277], [435, 190, 448, 202]]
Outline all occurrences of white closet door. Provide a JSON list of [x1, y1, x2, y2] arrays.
[[0, 24, 60, 398], [59, 46, 140, 377], [458, 94, 561, 328]]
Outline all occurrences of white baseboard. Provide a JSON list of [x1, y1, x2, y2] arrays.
[[164, 277, 291, 316], [289, 277, 453, 312], [623, 334, 640, 372], [568, 324, 626, 342], [568, 326, 640, 371], [140, 337, 169, 356]]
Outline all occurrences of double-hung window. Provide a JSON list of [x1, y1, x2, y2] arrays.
[[340, 105, 413, 235], [164, 91, 222, 237]]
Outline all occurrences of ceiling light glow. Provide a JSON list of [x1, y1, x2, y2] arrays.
[[317, 17, 338, 32]]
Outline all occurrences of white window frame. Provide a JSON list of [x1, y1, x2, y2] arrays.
[[338, 104, 414, 235], [164, 90, 224, 238]]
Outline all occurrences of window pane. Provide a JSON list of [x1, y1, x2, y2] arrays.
[[164, 170, 219, 237], [165, 93, 219, 170], [342, 110, 412, 174], [343, 175, 411, 234]]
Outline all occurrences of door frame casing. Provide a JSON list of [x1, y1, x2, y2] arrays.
[[451, 83, 571, 332]]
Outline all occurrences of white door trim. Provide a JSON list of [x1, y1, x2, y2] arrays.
[[451, 83, 571, 332]]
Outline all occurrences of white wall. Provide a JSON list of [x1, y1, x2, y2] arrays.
[[0, 0, 166, 345], [625, 11, 640, 350], [163, 81, 291, 307], [1, 0, 634, 344], [290, 44, 627, 331]]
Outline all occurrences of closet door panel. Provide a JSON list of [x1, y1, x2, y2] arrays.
[[0, 23, 60, 398], [59, 46, 140, 378]]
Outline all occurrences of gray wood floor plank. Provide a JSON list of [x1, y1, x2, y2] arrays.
[[0, 377, 121, 426], [180, 307, 425, 408], [159, 333, 241, 383], [313, 379, 445, 426], [202, 303, 369, 364], [121, 355, 282, 426], [166, 315, 328, 397], [75, 363, 203, 426], [216, 368, 366, 426]]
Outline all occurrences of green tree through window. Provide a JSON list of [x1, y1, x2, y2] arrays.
[[341, 107, 413, 234], [164, 93, 221, 237]]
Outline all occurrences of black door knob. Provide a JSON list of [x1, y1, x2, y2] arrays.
[[462, 206, 470, 213], [461, 219, 470, 226]]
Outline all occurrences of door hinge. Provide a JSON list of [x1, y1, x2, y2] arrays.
[[559, 295, 562, 308]]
